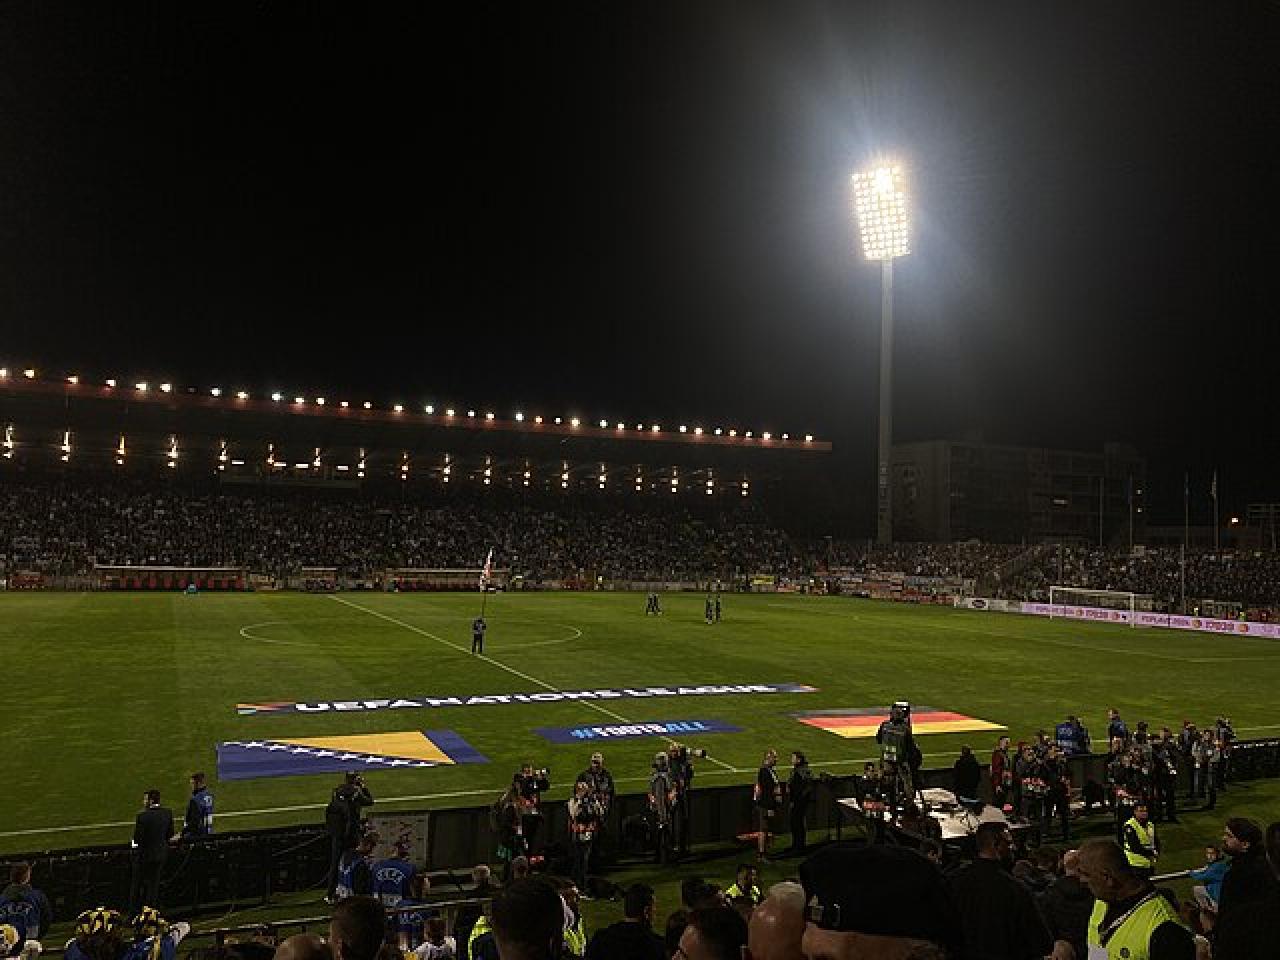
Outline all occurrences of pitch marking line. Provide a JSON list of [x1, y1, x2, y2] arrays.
[[327, 596, 740, 773], [239, 621, 310, 646]]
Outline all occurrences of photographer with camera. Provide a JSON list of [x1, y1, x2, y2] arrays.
[[753, 748, 782, 861], [649, 752, 676, 865], [513, 763, 551, 853], [875, 702, 922, 822], [567, 781, 604, 893], [325, 772, 373, 904], [667, 743, 701, 858], [786, 751, 814, 856]]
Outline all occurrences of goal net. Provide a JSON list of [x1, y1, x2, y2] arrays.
[[94, 565, 248, 591], [1047, 586, 1153, 628]]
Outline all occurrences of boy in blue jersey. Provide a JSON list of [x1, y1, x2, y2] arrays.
[[181, 773, 214, 839], [373, 839, 417, 910], [335, 834, 378, 900], [0, 863, 52, 941], [394, 874, 437, 950], [123, 908, 189, 960]]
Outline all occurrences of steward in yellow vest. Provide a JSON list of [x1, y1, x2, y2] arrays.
[[1123, 805, 1159, 879], [1076, 838, 1193, 960]]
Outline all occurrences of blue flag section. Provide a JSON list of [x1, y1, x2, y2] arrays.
[[535, 719, 743, 743], [216, 730, 488, 781]]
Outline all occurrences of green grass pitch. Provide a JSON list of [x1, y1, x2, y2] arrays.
[[4, 590, 1280, 859]]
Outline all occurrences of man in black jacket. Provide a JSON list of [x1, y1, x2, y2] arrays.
[[786, 751, 814, 855], [1040, 849, 1093, 960], [326, 773, 374, 903], [1217, 818, 1280, 919], [585, 883, 665, 960], [129, 789, 173, 912], [947, 822, 1055, 960], [953, 745, 982, 802]]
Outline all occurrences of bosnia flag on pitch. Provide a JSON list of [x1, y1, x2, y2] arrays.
[[216, 730, 488, 781], [795, 706, 1005, 739]]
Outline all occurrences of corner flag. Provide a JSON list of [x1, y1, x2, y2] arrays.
[[479, 547, 494, 591]]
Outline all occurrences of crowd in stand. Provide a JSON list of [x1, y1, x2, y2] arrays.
[[2, 479, 1278, 609], [998, 545, 1280, 610]]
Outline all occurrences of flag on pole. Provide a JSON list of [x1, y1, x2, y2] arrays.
[[479, 547, 493, 592]]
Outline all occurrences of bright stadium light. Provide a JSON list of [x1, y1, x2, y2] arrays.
[[486, 412, 495, 420], [23, 368, 36, 379], [106, 378, 117, 387], [805, 434, 813, 443], [136, 382, 149, 392], [294, 396, 305, 405], [394, 404, 404, 413], [853, 160, 911, 545], [210, 387, 221, 396], [160, 383, 173, 393], [363, 401, 372, 409], [236, 391, 249, 400], [467, 409, 476, 418], [570, 417, 580, 428], [0, 368, 8, 378], [515, 412, 524, 421], [67, 375, 79, 384], [599, 419, 608, 428], [447, 408, 456, 417], [679, 425, 687, 433], [425, 404, 435, 414], [271, 391, 282, 402], [340, 400, 350, 408], [694, 427, 703, 436], [315, 397, 325, 405]]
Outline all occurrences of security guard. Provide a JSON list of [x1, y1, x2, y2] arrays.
[[724, 864, 762, 906], [1122, 803, 1159, 881], [1075, 839, 1193, 959]]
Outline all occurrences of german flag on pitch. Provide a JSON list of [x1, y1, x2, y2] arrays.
[[795, 706, 1005, 739]]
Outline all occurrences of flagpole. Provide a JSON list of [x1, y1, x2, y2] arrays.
[[1181, 472, 1189, 614], [1099, 475, 1105, 549], [1128, 475, 1134, 554], [1212, 470, 1220, 552]]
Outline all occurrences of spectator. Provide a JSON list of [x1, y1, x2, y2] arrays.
[[129, 790, 173, 913], [124, 907, 190, 960], [274, 934, 331, 960], [663, 911, 689, 959], [953, 745, 982, 801], [1184, 846, 1228, 915], [799, 843, 964, 958], [947, 822, 1055, 960], [786, 751, 814, 856], [744, 882, 805, 960], [1213, 820, 1280, 960], [490, 878, 563, 960], [585, 883, 664, 960], [0, 863, 52, 940], [453, 866, 495, 960], [335, 835, 377, 901], [1217, 818, 1279, 918], [676, 906, 747, 960], [371, 840, 416, 909], [65, 908, 128, 960], [328, 898, 384, 960], [1074, 839, 1194, 959], [412, 917, 455, 960], [1040, 849, 1093, 960]]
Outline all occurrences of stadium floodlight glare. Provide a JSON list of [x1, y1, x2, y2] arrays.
[[236, 391, 249, 400], [426, 404, 435, 414], [679, 425, 688, 433], [694, 427, 703, 436], [0, 368, 8, 378], [446, 408, 456, 417], [570, 417, 580, 428], [294, 396, 304, 405], [23, 368, 36, 379], [515, 412, 524, 422], [363, 401, 372, 409], [209, 387, 221, 396], [136, 382, 149, 392], [729, 429, 737, 437], [271, 391, 282, 402], [315, 397, 325, 405], [534, 415, 543, 424], [106, 378, 117, 387], [67, 375, 79, 384], [467, 409, 476, 418], [805, 434, 813, 442], [394, 404, 404, 413], [599, 419, 608, 428], [340, 400, 349, 408], [486, 412, 495, 420], [762, 432, 772, 440], [160, 383, 173, 393], [853, 160, 911, 545]]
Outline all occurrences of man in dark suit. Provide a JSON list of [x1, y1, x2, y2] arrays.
[[130, 789, 173, 911]]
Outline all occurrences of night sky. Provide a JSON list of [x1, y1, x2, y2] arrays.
[[2, 2, 1277, 524]]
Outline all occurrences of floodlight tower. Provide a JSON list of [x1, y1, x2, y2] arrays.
[[852, 163, 910, 545]]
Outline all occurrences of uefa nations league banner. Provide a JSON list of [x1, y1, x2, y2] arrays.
[[238, 682, 818, 716]]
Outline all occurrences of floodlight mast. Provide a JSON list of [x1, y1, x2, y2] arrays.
[[852, 163, 910, 545]]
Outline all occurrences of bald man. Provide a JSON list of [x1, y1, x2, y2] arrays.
[[1075, 839, 1194, 960], [274, 934, 331, 960], [745, 882, 805, 960]]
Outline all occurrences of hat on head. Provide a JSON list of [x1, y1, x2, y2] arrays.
[[799, 843, 964, 955], [76, 908, 121, 938]]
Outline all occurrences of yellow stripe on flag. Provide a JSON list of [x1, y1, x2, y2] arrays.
[[277, 731, 454, 764]]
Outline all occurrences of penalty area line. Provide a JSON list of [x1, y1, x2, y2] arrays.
[[326, 595, 741, 774]]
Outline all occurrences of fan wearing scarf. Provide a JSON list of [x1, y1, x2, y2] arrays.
[[121, 908, 190, 960]]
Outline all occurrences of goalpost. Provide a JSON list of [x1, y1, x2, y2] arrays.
[[1047, 586, 1152, 628]]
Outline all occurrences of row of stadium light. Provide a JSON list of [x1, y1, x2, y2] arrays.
[[4, 426, 752, 496], [0, 368, 815, 445]]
